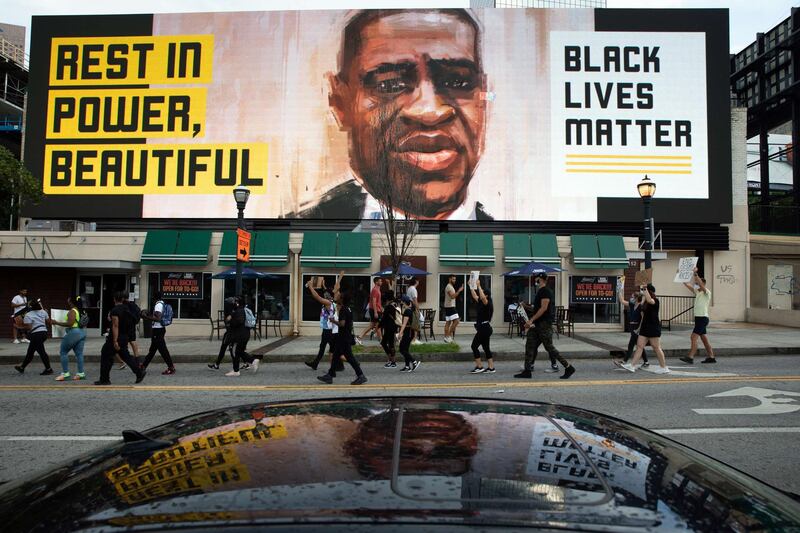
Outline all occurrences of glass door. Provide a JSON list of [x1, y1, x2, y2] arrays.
[[78, 275, 102, 332]]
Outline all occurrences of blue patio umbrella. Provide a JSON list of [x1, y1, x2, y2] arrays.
[[372, 264, 431, 277], [502, 261, 562, 277], [211, 268, 277, 280]]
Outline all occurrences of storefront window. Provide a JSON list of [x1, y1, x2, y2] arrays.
[[223, 275, 290, 320], [147, 272, 212, 319], [503, 276, 556, 322], [569, 275, 619, 324], [438, 274, 492, 322], [301, 274, 370, 323]]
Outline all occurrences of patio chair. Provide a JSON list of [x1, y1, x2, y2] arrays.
[[209, 312, 225, 341], [421, 308, 436, 341]]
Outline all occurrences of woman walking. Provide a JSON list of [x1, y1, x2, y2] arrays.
[[396, 295, 421, 372], [317, 289, 367, 385], [469, 280, 495, 374], [14, 298, 54, 375], [379, 291, 400, 368], [621, 284, 670, 374], [51, 295, 87, 381]]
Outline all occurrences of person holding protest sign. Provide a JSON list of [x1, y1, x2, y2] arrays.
[[680, 268, 716, 364], [468, 279, 495, 374], [305, 274, 346, 372], [621, 284, 670, 374], [612, 284, 650, 368]]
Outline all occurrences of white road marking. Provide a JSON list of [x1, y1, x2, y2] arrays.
[[0, 436, 121, 441], [664, 370, 740, 378], [693, 386, 800, 415], [656, 427, 800, 435]]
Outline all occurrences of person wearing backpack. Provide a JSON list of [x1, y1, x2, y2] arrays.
[[141, 292, 176, 375], [225, 297, 254, 377], [50, 295, 88, 381], [122, 295, 142, 363]]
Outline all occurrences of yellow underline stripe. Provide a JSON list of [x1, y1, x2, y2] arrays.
[[0, 375, 798, 392], [566, 154, 692, 159], [566, 162, 692, 167], [565, 169, 693, 174]]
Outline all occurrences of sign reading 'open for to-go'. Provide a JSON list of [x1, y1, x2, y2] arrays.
[[237, 228, 251, 262]]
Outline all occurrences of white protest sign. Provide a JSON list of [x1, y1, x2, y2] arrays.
[[674, 257, 698, 283], [469, 271, 480, 290], [51, 309, 69, 338]]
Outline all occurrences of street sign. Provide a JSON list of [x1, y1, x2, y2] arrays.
[[236, 228, 251, 262], [693, 387, 800, 415]]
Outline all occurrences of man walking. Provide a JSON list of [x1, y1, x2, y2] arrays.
[[406, 278, 423, 345], [141, 292, 176, 375], [514, 274, 575, 380], [680, 268, 716, 364], [10, 288, 28, 343], [95, 292, 145, 385], [356, 277, 383, 345], [443, 275, 463, 343], [225, 297, 253, 376]]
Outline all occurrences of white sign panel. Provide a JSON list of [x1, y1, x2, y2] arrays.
[[674, 256, 699, 283], [550, 32, 708, 207], [50, 309, 69, 338]]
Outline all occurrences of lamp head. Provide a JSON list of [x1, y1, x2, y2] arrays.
[[637, 175, 656, 199], [233, 186, 251, 209]]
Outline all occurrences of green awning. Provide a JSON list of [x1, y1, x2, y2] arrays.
[[571, 234, 628, 269], [440, 233, 495, 266], [219, 231, 289, 267], [300, 231, 371, 269], [141, 230, 211, 265], [571, 234, 602, 269], [597, 235, 629, 269], [504, 233, 559, 265]]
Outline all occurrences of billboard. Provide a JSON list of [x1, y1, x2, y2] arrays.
[[24, 8, 730, 223]]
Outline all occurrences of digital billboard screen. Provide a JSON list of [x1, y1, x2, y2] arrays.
[[24, 8, 730, 223]]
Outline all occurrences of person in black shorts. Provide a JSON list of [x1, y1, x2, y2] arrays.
[[468, 279, 495, 374], [622, 284, 669, 374]]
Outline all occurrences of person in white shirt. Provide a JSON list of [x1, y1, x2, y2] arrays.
[[10, 288, 28, 344], [406, 278, 422, 345], [141, 292, 176, 375], [14, 297, 53, 375], [680, 268, 716, 364]]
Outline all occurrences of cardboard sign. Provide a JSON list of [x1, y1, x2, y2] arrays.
[[634, 268, 653, 287], [236, 228, 251, 262], [674, 256, 699, 283]]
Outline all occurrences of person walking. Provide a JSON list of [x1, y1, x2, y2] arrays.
[[468, 280, 495, 374], [356, 277, 383, 345], [122, 295, 142, 362], [396, 295, 421, 372], [680, 268, 716, 364], [305, 276, 345, 371], [443, 275, 463, 343], [10, 288, 28, 344], [317, 289, 368, 385], [50, 295, 87, 381], [621, 284, 670, 374], [379, 291, 399, 367], [141, 292, 176, 375], [14, 298, 53, 375], [406, 278, 423, 345], [95, 292, 145, 385], [514, 274, 575, 380], [612, 288, 650, 368], [225, 297, 253, 377]]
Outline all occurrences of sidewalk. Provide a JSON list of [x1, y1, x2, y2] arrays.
[[1, 322, 797, 364]]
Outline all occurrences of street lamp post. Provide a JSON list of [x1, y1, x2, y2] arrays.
[[637, 175, 657, 270], [233, 186, 251, 298]]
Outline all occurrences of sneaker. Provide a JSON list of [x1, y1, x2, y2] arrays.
[[135, 370, 146, 383], [317, 373, 333, 384], [652, 366, 671, 374], [40, 368, 54, 376], [162, 368, 176, 375], [485, 368, 496, 374], [14, 365, 23, 374], [207, 363, 220, 370], [701, 358, 717, 364], [240, 363, 250, 370], [55, 373, 70, 381], [355, 337, 363, 346], [93, 380, 111, 386], [612, 359, 623, 368], [679, 356, 694, 365], [470, 367, 485, 374], [251, 359, 260, 373], [443, 336, 452, 343], [225, 370, 240, 377], [544, 365, 559, 373], [351, 375, 368, 385], [642, 362, 650, 368], [384, 361, 397, 368], [118, 363, 127, 370], [21, 338, 29, 343], [305, 361, 318, 370], [12, 339, 20, 344], [73, 373, 86, 380], [411, 339, 423, 345], [411, 360, 421, 372], [514, 370, 532, 378], [620, 363, 636, 373], [400, 366, 412, 372], [560, 366, 576, 380]]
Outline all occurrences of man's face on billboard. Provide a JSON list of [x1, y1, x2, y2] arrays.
[[332, 12, 487, 219]]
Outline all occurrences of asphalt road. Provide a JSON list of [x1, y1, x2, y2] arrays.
[[1, 355, 799, 495]]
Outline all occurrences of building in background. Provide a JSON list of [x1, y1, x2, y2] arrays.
[[0, 23, 26, 156]]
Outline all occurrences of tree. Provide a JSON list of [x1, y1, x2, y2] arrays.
[[0, 146, 42, 230]]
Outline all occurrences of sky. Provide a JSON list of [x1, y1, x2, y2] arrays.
[[1, 0, 797, 55]]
